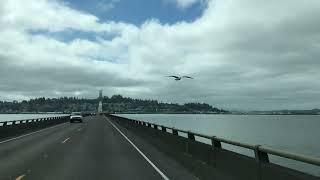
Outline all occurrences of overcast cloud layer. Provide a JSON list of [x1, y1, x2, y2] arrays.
[[1, 0, 320, 110]]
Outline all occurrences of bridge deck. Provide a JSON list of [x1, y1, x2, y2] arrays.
[[0, 116, 197, 180]]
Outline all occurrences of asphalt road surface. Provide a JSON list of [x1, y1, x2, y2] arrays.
[[0, 115, 196, 180]]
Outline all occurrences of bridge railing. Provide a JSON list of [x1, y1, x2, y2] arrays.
[[159, 124, 320, 166], [0, 115, 70, 139], [106, 114, 320, 180], [129, 118, 320, 166]]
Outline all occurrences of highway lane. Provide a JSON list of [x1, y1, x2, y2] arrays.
[[0, 121, 83, 179], [0, 116, 196, 180]]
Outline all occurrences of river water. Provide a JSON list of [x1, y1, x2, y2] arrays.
[[119, 114, 320, 176]]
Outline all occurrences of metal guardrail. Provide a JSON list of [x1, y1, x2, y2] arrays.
[[0, 116, 68, 126], [111, 115, 320, 167], [0, 116, 70, 139]]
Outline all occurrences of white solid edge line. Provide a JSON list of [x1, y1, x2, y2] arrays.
[[105, 117, 170, 180], [0, 122, 68, 144]]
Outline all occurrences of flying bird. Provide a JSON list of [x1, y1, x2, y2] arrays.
[[165, 75, 194, 81]]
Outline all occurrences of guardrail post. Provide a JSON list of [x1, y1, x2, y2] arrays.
[[187, 132, 195, 140], [255, 145, 269, 180], [154, 124, 158, 130], [254, 145, 269, 163], [147, 123, 151, 127], [185, 132, 195, 154], [172, 128, 178, 135], [211, 136, 222, 149], [161, 126, 167, 132], [210, 136, 222, 167]]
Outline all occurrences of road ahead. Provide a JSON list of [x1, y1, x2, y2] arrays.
[[0, 116, 196, 180]]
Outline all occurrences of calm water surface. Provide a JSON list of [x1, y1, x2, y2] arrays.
[[120, 114, 320, 176]]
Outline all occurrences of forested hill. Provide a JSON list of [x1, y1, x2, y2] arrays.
[[0, 95, 228, 114]]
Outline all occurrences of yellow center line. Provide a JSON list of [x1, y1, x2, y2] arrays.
[[61, 137, 70, 144], [16, 174, 26, 180]]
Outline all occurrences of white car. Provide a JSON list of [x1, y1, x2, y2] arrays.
[[70, 112, 83, 123]]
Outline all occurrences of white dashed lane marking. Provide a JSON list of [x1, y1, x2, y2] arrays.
[[61, 137, 70, 144], [16, 174, 26, 180]]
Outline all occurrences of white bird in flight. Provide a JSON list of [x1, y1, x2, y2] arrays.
[[165, 75, 194, 81]]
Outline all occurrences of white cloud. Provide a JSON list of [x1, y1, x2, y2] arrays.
[[96, 0, 121, 12], [0, 0, 132, 33], [164, 0, 205, 9], [1, 0, 320, 110], [174, 0, 200, 8], [97, 2, 115, 12]]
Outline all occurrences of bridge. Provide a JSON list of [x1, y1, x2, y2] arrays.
[[0, 114, 319, 180]]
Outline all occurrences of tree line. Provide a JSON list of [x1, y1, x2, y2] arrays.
[[0, 95, 228, 114]]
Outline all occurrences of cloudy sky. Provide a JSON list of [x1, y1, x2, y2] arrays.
[[0, 0, 320, 110]]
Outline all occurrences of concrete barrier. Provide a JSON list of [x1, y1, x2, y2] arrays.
[[106, 114, 320, 180], [0, 116, 70, 140]]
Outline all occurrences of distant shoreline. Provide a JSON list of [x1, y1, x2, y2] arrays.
[[1, 112, 319, 115], [116, 113, 320, 115]]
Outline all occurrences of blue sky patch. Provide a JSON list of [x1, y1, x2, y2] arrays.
[[64, 0, 205, 25]]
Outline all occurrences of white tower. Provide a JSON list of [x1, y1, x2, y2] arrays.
[[99, 90, 102, 100], [98, 101, 103, 113], [98, 90, 103, 113]]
